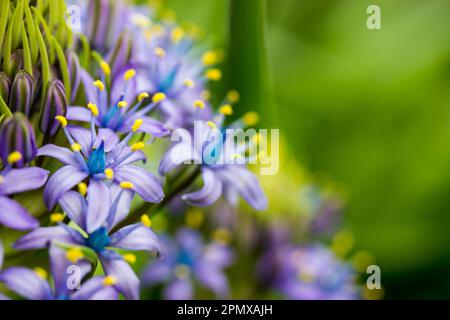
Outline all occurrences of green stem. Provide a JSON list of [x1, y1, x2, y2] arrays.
[[0, 95, 12, 117]]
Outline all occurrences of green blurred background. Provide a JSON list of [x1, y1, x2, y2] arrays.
[[160, 0, 450, 298]]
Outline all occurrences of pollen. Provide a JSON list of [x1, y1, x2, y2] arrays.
[[152, 92, 166, 103], [141, 214, 152, 227], [252, 133, 261, 144], [100, 61, 111, 76], [202, 51, 219, 66], [103, 276, 117, 286], [71, 143, 82, 152], [183, 79, 195, 88], [219, 104, 233, 116], [171, 27, 185, 43], [55, 116, 68, 128], [174, 264, 190, 280], [185, 209, 204, 229], [154, 47, 166, 58], [193, 100, 205, 109], [132, 119, 143, 132], [50, 213, 64, 223], [66, 248, 84, 263], [120, 181, 134, 189], [87, 102, 99, 116], [7, 151, 22, 164], [206, 121, 217, 129], [117, 100, 128, 108], [104, 168, 114, 180], [242, 112, 259, 126], [204, 68, 222, 81], [78, 182, 87, 196], [213, 228, 232, 245], [131, 142, 145, 151], [123, 253, 137, 264], [227, 90, 240, 103], [93, 80, 105, 91], [231, 154, 243, 160], [138, 92, 149, 102], [124, 69, 136, 81], [201, 90, 211, 101], [34, 267, 48, 280]]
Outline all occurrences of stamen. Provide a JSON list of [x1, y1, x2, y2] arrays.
[[204, 68, 222, 81], [131, 119, 143, 132], [103, 276, 117, 286], [87, 103, 99, 116], [66, 248, 84, 263], [227, 90, 240, 104], [117, 101, 128, 108], [141, 214, 152, 227], [34, 267, 48, 280], [213, 228, 232, 245], [123, 253, 137, 264], [104, 168, 114, 180], [152, 92, 166, 103], [202, 51, 219, 66], [120, 181, 134, 189], [124, 69, 136, 81], [201, 90, 211, 101], [193, 100, 205, 109], [231, 154, 243, 160], [183, 79, 195, 88], [207, 121, 217, 129], [138, 92, 149, 102], [185, 209, 204, 229], [174, 264, 190, 279], [100, 61, 111, 76], [154, 47, 166, 58], [131, 142, 145, 151], [55, 116, 68, 128], [50, 213, 64, 223], [7, 151, 22, 164], [171, 27, 185, 43], [71, 143, 82, 152], [93, 80, 105, 91], [219, 104, 233, 116], [242, 111, 259, 126], [78, 182, 87, 196]]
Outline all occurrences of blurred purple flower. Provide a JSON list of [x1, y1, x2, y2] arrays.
[[37, 114, 164, 210], [13, 182, 160, 300], [142, 228, 233, 300], [0, 244, 118, 300]]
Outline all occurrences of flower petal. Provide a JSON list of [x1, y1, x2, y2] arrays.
[[114, 165, 164, 203], [0, 267, 53, 300], [216, 166, 268, 211], [109, 223, 160, 253], [123, 116, 169, 138], [0, 168, 49, 196], [71, 276, 118, 300], [0, 196, 39, 230], [0, 240, 4, 269], [141, 261, 172, 285], [100, 257, 140, 300], [13, 226, 77, 250], [181, 168, 222, 207], [37, 144, 79, 167], [93, 128, 120, 153], [194, 263, 230, 298], [44, 166, 88, 210], [107, 183, 133, 230], [164, 279, 193, 300], [158, 142, 201, 176], [59, 191, 87, 230], [66, 106, 92, 122], [86, 180, 111, 233], [66, 126, 93, 157]]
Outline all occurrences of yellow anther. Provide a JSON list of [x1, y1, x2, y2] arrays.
[[185, 209, 204, 229], [193, 100, 205, 110], [120, 181, 134, 189], [252, 133, 261, 144], [87, 102, 99, 116], [7, 151, 22, 164], [213, 228, 232, 245], [34, 267, 48, 280], [78, 182, 87, 196], [66, 248, 84, 263], [219, 104, 233, 116], [298, 272, 315, 283], [103, 276, 117, 286], [131, 119, 143, 132], [55, 116, 68, 128], [154, 47, 166, 58], [202, 51, 219, 66], [131, 142, 145, 152], [206, 121, 217, 129], [50, 213, 64, 223], [227, 90, 240, 103], [104, 168, 114, 180], [201, 90, 211, 101], [93, 80, 105, 91], [152, 92, 166, 103], [183, 79, 195, 88], [161, 9, 176, 21], [0, 176, 4, 184], [100, 61, 111, 76], [141, 214, 152, 227], [71, 143, 82, 152], [231, 154, 243, 160], [204, 68, 222, 81], [242, 111, 259, 126], [138, 92, 149, 102], [117, 101, 128, 108], [171, 27, 185, 43], [124, 69, 136, 81], [174, 264, 190, 279], [123, 253, 137, 264]]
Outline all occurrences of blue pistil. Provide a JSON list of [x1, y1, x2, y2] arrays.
[[86, 227, 110, 253], [86, 141, 106, 175]]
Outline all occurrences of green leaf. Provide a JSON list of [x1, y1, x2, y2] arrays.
[[34, 19, 51, 92], [77, 32, 91, 69], [51, 35, 71, 103], [24, 1, 39, 64], [0, 0, 11, 53], [11, 0, 25, 51], [21, 22, 33, 75], [0, 95, 12, 118], [32, 8, 56, 64]]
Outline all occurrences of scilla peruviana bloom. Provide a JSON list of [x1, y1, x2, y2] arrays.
[[13, 182, 160, 300]]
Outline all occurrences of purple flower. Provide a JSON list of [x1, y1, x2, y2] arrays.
[[67, 68, 169, 138], [142, 228, 233, 300], [37, 114, 164, 210], [260, 244, 359, 300], [0, 244, 118, 300], [13, 182, 160, 300], [0, 155, 48, 230], [159, 117, 267, 210]]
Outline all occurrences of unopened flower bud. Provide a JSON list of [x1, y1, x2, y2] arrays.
[[66, 50, 81, 103], [9, 70, 34, 117], [39, 79, 68, 136], [0, 72, 11, 103]]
